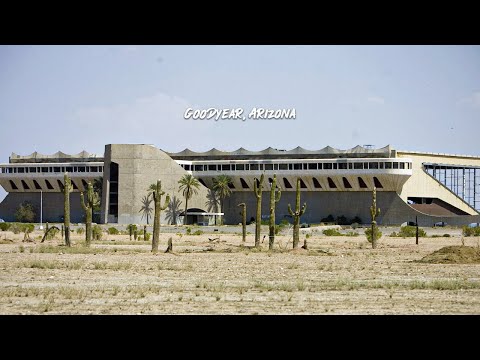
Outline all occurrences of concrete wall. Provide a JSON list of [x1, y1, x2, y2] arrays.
[[0, 192, 84, 223], [101, 144, 211, 225], [222, 191, 480, 227]]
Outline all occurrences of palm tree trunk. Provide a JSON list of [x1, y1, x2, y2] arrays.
[[184, 198, 188, 225]]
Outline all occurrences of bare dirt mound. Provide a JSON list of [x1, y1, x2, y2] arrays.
[[419, 246, 480, 264]]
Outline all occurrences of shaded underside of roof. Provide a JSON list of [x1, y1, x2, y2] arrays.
[[167, 145, 393, 160], [10, 151, 104, 164]]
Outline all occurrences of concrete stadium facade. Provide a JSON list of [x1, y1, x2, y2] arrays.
[[1, 144, 479, 227]]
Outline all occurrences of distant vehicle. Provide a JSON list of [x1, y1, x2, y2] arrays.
[[0, 218, 4, 223], [434, 221, 447, 227], [467, 223, 480, 228]]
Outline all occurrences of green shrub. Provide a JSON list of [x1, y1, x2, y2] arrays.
[[0, 223, 11, 231], [186, 227, 192, 235], [76, 227, 85, 235], [351, 222, 360, 229], [10, 223, 35, 234], [305, 233, 311, 239], [260, 219, 269, 225], [92, 225, 103, 240], [462, 226, 480, 237], [346, 231, 359, 237], [365, 227, 383, 243], [321, 215, 335, 223], [144, 232, 151, 241], [15, 202, 36, 223], [45, 227, 59, 240], [108, 227, 119, 235], [323, 228, 342, 236], [443, 233, 451, 237], [280, 219, 290, 226], [394, 226, 426, 238], [192, 230, 203, 236]]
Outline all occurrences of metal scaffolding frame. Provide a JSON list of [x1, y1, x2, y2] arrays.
[[424, 163, 480, 211]]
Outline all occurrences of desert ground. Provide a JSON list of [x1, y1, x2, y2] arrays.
[[0, 225, 479, 314]]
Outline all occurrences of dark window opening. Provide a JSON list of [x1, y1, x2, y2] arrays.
[[308, 163, 317, 170], [194, 165, 203, 171], [400, 162, 405, 169], [274, 164, 278, 170], [293, 163, 302, 170], [373, 177, 383, 188], [41, 167, 49, 173], [82, 179, 88, 189], [221, 164, 231, 171], [45, 180, 54, 190], [110, 183, 118, 193], [71, 180, 78, 190], [318, 163, 323, 169], [379, 162, 384, 169], [184, 164, 191, 171], [109, 162, 119, 218], [393, 162, 399, 169], [338, 163, 347, 169], [333, 163, 338, 169], [33, 180, 42, 190], [228, 182, 235, 189], [236, 164, 245, 171], [342, 177, 352, 189], [29, 167, 37, 173], [198, 178, 207, 187], [283, 178, 292, 189], [369, 162, 378, 169], [240, 178, 249, 189], [354, 163, 363, 169], [279, 164, 288, 170], [265, 164, 273, 171], [254, 178, 260, 188], [250, 164, 259, 170], [54, 167, 61, 173], [65, 166, 73, 172], [9, 180, 18, 190], [385, 162, 392, 169], [288, 164, 293, 170], [57, 180, 64, 191], [259, 164, 264, 171], [268, 178, 274, 184], [327, 177, 337, 188], [299, 179, 307, 189], [90, 166, 98, 172], [78, 166, 86, 172], [208, 164, 217, 171], [312, 177, 322, 188], [358, 177, 368, 189], [109, 193, 118, 204], [17, 168, 25, 173], [109, 204, 118, 215], [324, 163, 332, 169]]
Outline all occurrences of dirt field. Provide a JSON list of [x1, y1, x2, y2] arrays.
[[0, 227, 479, 314]]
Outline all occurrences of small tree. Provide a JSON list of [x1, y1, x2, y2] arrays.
[[213, 174, 233, 225], [370, 186, 381, 249], [268, 175, 281, 250], [288, 178, 307, 249], [152, 179, 170, 253], [238, 203, 246, 243], [253, 174, 265, 248], [63, 172, 73, 247], [14, 201, 36, 223], [178, 174, 200, 226]]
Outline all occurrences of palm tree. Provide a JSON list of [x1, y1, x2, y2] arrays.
[[213, 174, 232, 225], [139, 195, 153, 224], [178, 174, 201, 225]]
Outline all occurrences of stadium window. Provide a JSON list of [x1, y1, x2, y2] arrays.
[[385, 162, 392, 169], [299, 179, 307, 188], [82, 179, 88, 189], [342, 177, 352, 188], [338, 163, 347, 170], [303, 164, 308, 170], [259, 164, 264, 171], [273, 164, 278, 170], [250, 164, 259, 170], [29, 167, 37, 173], [45, 180, 54, 190], [327, 177, 337, 188], [348, 163, 353, 169], [312, 177, 322, 188], [369, 162, 379, 169], [399, 162, 405, 169], [240, 178, 249, 189], [17, 167, 25, 173], [308, 163, 317, 170], [324, 163, 332, 170], [379, 162, 384, 169], [228, 182, 235, 189], [71, 180, 78, 190], [54, 167, 61, 173], [194, 165, 203, 171], [373, 177, 383, 188], [288, 164, 293, 170], [283, 178, 292, 189], [318, 163, 323, 169], [57, 180, 64, 191], [184, 164, 191, 171], [9, 180, 18, 190], [265, 164, 273, 171], [358, 177, 368, 189], [393, 162, 399, 169], [354, 163, 363, 169], [66, 166, 73, 172], [236, 164, 245, 171], [78, 166, 86, 172], [33, 180, 42, 190], [293, 163, 302, 170], [221, 164, 231, 171], [279, 164, 288, 170], [333, 163, 338, 169]]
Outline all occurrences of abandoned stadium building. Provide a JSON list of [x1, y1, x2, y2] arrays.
[[1, 144, 480, 227]]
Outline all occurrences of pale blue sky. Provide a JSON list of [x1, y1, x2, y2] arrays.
[[1, 45, 479, 200]]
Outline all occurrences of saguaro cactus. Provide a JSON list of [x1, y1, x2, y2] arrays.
[[238, 203, 246, 243], [80, 181, 94, 247], [253, 173, 265, 248], [63, 172, 73, 247], [268, 175, 282, 250], [152, 179, 170, 253], [288, 178, 307, 249], [370, 186, 381, 249]]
